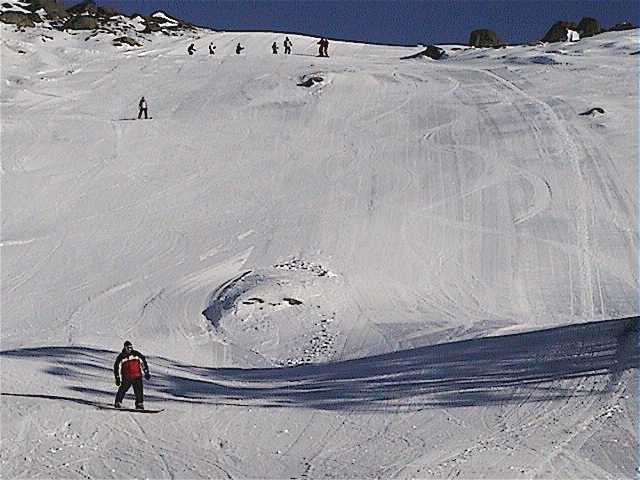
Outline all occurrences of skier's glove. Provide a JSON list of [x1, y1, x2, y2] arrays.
[[115, 378, 121, 386], [144, 372, 150, 380]]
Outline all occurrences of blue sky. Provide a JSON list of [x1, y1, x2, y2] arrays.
[[99, 1, 639, 45]]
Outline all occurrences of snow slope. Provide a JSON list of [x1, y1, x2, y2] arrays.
[[1, 22, 638, 479]]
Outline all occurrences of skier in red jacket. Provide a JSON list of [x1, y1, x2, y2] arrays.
[[114, 340, 150, 409]]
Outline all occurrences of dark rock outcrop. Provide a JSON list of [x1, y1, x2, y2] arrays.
[[468, 29, 503, 48], [542, 21, 578, 42], [401, 45, 446, 60], [608, 21, 636, 31], [63, 15, 98, 30], [577, 17, 600, 37]]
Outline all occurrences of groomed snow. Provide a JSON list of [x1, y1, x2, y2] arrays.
[[1, 22, 638, 479]]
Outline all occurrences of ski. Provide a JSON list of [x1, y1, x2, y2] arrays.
[[97, 405, 164, 413]]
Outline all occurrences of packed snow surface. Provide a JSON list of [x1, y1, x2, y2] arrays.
[[1, 23, 638, 479]]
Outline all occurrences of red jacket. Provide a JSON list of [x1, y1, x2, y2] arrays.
[[114, 349, 149, 381]]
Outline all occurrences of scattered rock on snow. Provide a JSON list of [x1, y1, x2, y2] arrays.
[[297, 75, 323, 87], [283, 297, 303, 305], [578, 107, 605, 116], [274, 258, 335, 277], [113, 35, 141, 47]]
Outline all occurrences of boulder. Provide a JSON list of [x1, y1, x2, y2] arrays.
[[577, 17, 600, 37], [64, 15, 98, 30], [608, 21, 636, 31], [113, 36, 142, 47], [542, 21, 578, 42], [0, 11, 39, 27], [28, 0, 68, 19], [468, 29, 503, 48]]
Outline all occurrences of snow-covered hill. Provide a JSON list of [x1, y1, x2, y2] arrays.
[[1, 20, 638, 479]]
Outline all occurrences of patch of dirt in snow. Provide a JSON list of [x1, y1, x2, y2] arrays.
[[202, 259, 342, 366]]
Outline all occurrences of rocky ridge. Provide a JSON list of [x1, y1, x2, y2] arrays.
[[0, 0, 195, 44]]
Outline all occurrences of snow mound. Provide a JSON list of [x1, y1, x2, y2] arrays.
[[203, 260, 341, 366]]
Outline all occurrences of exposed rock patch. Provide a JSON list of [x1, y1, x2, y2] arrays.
[[297, 75, 323, 88], [579, 107, 605, 116], [113, 35, 141, 47], [401, 45, 446, 60]]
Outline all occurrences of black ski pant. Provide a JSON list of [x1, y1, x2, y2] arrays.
[[138, 108, 147, 119], [115, 378, 144, 407]]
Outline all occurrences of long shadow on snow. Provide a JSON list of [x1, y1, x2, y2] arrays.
[[168, 316, 638, 410], [1, 317, 637, 412]]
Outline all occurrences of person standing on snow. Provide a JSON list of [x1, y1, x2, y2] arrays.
[[114, 340, 150, 409], [284, 36, 292, 54], [188, 43, 196, 55], [321, 38, 329, 57], [317, 38, 329, 57], [272, 41, 279, 54], [209, 42, 216, 55], [236, 43, 244, 54], [137, 96, 148, 119]]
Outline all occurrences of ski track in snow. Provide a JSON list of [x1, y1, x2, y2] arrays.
[[0, 21, 638, 480]]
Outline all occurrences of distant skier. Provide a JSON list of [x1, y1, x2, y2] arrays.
[[208, 42, 216, 55], [114, 340, 150, 409], [236, 42, 244, 55], [137, 96, 148, 119], [272, 41, 279, 54], [188, 43, 196, 55], [284, 36, 292, 54], [317, 38, 329, 57], [322, 38, 329, 57]]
